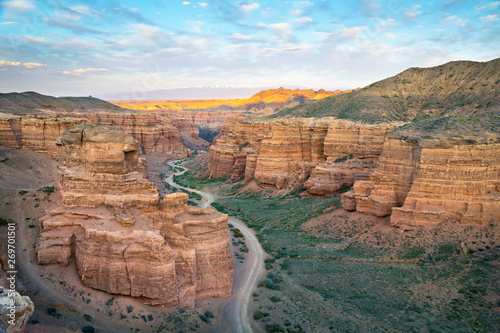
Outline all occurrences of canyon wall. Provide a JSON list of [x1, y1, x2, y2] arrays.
[[208, 116, 399, 190], [342, 136, 500, 229], [303, 120, 402, 195], [208, 115, 273, 180], [36, 126, 234, 308], [0, 112, 190, 158], [76, 112, 190, 157], [0, 113, 90, 157]]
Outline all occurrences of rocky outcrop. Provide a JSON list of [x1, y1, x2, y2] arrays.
[[208, 115, 272, 180], [304, 121, 402, 195], [0, 113, 90, 156], [36, 126, 234, 308], [0, 111, 190, 158], [171, 118, 210, 150], [78, 112, 190, 157], [342, 135, 500, 229], [253, 118, 333, 188], [0, 286, 34, 333], [208, 116, 401, 190]]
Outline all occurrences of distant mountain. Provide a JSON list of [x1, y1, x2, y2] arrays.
[[111, 87, 356, 111], [0, 91, 123, 114], [95, 85, 314, 100], [273, 58, 500, 123]]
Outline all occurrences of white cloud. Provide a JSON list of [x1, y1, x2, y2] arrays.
[[0, 60, 21, 67], [182, 1, 191, 5], [240, 3, 260, 17], [340, 26, 367, 40], [289, 10, 303, 16], [443, 15, 469, 27], [232, 33, 252, 40], [259, 22, 292, 39], [379, 18, 395, 27], [480, 14, 499, 23], [296, 17, 312, 25], [72, 68, 108, 75], [23, 62, 46, 69], [475, 1, 500, 10], [385, 33, 397, 38], [404, 5, 422, 19], [0, 60, 46, 69], [198, 2, 208, 8], [2, 0, 35, 13], [1, 22, 16, 24]]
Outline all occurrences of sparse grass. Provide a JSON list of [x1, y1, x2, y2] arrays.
[[188, 172, 500, 332]]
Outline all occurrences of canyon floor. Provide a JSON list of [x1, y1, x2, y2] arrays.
[[175, 155, 500, 333], [1, 147, 499, 332], [0, 147, 265, 333]]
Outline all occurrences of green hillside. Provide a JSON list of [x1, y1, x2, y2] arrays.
[[272, 58, 500, 124]]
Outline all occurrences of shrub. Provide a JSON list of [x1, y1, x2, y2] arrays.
[[233, 229, 244, 238], [81, 326, 95, 333], [269, 296, 281, 302], [127, 305, 134, 313], [199, 314, 211, 324], [266, 324, 285, 333], [253, 311, 264, 320], [204, 310, 214, 318], [18, 190, 28, 196], [258, 278, 281, 290]]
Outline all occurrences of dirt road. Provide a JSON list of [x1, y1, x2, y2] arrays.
[[166, 162, 265, 333]]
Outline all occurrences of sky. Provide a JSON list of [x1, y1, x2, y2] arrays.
[[0, 0, 499, 98]]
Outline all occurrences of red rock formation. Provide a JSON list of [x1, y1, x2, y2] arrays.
[[304, 121, 402, 195], [253, 118, 333, 188], [342, 136, 500, 229], [171, 118, 210, 150], [209, 115, 401, 190], [0, 113, 90, 156], [77, 112, 190, 157], [208, 115, 272, 179], [36, 126, 234, 308]]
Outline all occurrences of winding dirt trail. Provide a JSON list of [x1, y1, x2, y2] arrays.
[[166, 161, 265, 333]]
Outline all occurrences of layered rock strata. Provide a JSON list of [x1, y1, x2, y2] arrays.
[[0, 113, 90, 156], [253, 118, 334, 188], [78, 112, 190, 157], [342, 136, 500, 229], [304, 121, 402, 195], [208, 115, 272, 180], [208, 116, 401, 190], [36, 126, 234, 308]]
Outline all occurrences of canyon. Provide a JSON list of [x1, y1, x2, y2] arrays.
[[0, 108, 190, 159], [36, 125, 234, 308], [208, 59, 499, 229], [208, 116, 403, 191]]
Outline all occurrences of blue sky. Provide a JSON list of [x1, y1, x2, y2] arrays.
[[0, 0, 499, 98]]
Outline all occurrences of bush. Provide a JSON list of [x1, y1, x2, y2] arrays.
[[126, 305, 133, 313], [18, 190, 28, 196], [266, 324, 285, 333], [269, 296, 281, 303], [204, 310, 214, 318], [258, 278, 281, 290], [81, 326, 95, 333], [199, 314, 211, 324], [233, 229, 244, 238], [253, 310, 264, 320]]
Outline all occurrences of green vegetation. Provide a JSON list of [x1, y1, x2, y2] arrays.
[[184, 172, 500, 332]]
